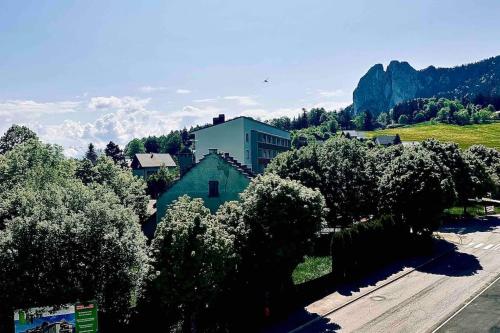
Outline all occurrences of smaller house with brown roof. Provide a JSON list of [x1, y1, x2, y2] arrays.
[[144, 149, 254, 238], [131, 153, 177, 179]]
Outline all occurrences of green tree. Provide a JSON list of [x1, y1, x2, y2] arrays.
[[376, 112, 389, 127], [319, 137, 378, 226], [105, 141, 127, 167], [0, 183, 149, 325], [0, 140, 75, 195], [466, 145, 500, 195], [159, 132, 182, 155], [85, 143, 98, 165], [237, 174, 326, 306], [144, 136, 160, 153], [363, 111, 374, 130], [436, 107, 451, 123], [353, 112, 366, 130], [378, 146, 455, 235], [0, 125, 38, 154], [266, 143, 322, 191], [90, 156, 149, 222], [454, 109, 470, 125], [398, 114, 409, 125], [146, 166, 179, 198], [125, 138, 146, 158], [0, 142, 149, 330], [75, 158, 98, 185], [149, 196, 235, 332]]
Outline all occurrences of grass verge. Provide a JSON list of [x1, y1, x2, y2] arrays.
[[293, 256, 332, 285]]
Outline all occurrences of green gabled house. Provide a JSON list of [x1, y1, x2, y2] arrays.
[[143, 149, 254, 238]]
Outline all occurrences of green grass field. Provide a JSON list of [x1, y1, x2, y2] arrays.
[[365, 122, 500, 150], [292, 256, 332, 285], [444, 205, 500, 218]]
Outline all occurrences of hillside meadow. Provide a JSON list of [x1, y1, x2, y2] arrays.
[[365, 122, 500, 150]]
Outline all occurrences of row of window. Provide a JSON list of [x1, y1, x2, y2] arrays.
[[258, 148, 279, 159], [256, 133, 290, 147]]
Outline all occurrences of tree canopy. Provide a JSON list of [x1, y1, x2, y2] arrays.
[[0, 125, 38, 154]]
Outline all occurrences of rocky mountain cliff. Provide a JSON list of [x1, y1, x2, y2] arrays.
[[353, 55, 500, 116]]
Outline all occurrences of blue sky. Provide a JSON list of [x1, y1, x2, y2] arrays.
[[1, 0, 499, 155]]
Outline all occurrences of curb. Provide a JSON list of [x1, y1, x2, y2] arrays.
[[288, 247, 455, 333]]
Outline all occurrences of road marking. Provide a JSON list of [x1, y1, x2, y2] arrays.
[[474, 243, 484, 249], [465, 242, 475, 248], [492, 244, 500, 250], [432, 274, 500, 333], [483, 244, 494, 250]]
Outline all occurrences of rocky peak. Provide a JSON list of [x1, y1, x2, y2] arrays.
[[352, 55, 500, 116]]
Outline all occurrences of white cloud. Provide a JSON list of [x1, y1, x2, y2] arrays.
[[41, 108, 181, 157], [0, 100, 80, 117], [176, 89, 191, 94], [139, 86, 168, 93], [223, 95, 259, 106], [193, 97, 219, 103], [88, 96, 150, 112], [318, 89, 345, 97]]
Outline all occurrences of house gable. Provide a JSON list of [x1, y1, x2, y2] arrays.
[[146, 151, 252, 238]]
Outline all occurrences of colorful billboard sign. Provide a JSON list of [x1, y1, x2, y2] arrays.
[[14, 302, 98, 333], [14, 305, 76, 333]]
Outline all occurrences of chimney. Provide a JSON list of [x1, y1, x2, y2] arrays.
[[212, 114, 225, 125]]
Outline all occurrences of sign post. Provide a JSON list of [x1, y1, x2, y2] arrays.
[[75, 301, 99, 333]]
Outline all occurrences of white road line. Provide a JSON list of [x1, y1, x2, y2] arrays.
[[492, 244, 500, 250], [465, 242, 475, 248], [483, 244, 494, 250], [432, 274, 500, 332], [474, 243, 484, 249]]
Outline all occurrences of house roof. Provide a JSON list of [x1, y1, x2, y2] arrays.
[[191, 116, 290, 134], [134, 153, 176, 168], [342, 130, 366, 139], [375, 135, 397, 145], [176, 149, 256, 182]]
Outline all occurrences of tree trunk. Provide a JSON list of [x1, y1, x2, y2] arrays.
[[0, 306, 13, 333], [182, 310, 196, 333]]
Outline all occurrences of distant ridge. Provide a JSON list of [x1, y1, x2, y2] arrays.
[[353, 55, 500, 116]]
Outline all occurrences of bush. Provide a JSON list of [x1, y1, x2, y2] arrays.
[[331, 216, 414, 280]]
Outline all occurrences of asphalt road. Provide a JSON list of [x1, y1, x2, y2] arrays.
[[435, 274, 500, 333], [268, 215, 500, 333]]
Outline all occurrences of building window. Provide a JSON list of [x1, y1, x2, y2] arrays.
[[208, 181, 219, 197], [246, 133, 249, 142], [246, 149, 249, 159]]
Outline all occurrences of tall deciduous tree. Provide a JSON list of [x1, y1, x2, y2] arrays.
[[237, 174, 326, 300], [0, 125, 38, 154], [125, 138, 146, 159], [0, 141, 150, 331], [319, 137, 378, 226], [149, 196, 235, 332], [105, 141, 127, 167], [378, 146, 455, 235]]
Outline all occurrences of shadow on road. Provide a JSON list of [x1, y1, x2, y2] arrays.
[[263, 234, 484, 333], [440, 215, 500, 235], [261, 309, 341, 333], [418, 242, 482, 277]]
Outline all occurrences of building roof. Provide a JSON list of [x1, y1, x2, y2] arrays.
[[191, 116, 290, 134], [133, 153, 176, 168], [342, 130, 366, 139], [178, 148, 256, 181], [375, 135, 398, 145]]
